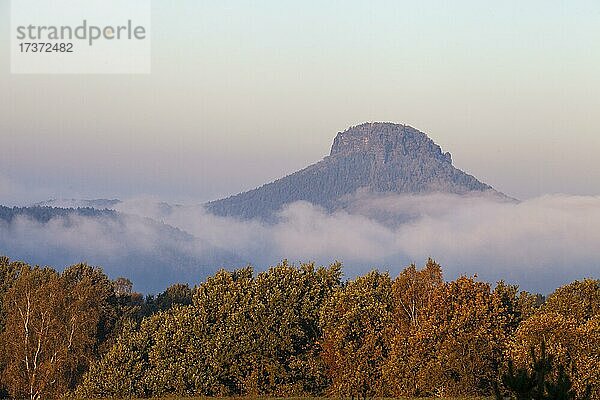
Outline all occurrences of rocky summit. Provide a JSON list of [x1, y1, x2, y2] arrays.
[[205, 122, 503, 220]]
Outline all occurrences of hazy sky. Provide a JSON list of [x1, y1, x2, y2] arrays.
[[1, 0, 599, 205]]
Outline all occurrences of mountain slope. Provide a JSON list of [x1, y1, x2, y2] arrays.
[[206, 122, 503, 220]]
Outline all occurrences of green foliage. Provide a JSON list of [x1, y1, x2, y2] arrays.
[[155, 283, 193, 309], [78, 261, 342, 398], [320, 270, 394, 398], [76, 318, 157, 398], [500, 360, 537, 400], [545, 365, 577, 400], [543, 279, 600, 325]]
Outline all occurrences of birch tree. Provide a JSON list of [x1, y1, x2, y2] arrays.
[[0, 266, 100, 399]]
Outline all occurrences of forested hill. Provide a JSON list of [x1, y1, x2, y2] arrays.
[[0, 205, 117, 224], [206, 122, 506, 220]]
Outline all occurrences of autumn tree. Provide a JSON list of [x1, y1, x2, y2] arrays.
[[543, 279, 600, 325], [320, 270, 394, 398], [383, 259, 443, 396], [0, 256, 28, 397], [577, 316, 600, 399], [507, 312, 599, 399], [392, 258, 443, 330], [0, 256, 28, 329], [506, 280, 600, 399], [406, 276, 510, 397], [0, 266, 101, 399], [60, 263, 116, 388], [61, 263, 119, 356]]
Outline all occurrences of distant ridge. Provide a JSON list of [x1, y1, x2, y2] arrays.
[[31, 198, 121, 209], [0, 205, 117, 224], [206, 122, 506, 220]]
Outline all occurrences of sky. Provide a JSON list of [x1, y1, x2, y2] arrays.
[[1, 0, 600, 205]]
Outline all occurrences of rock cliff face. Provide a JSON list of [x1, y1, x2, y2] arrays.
[[205, 122, 502, 220]]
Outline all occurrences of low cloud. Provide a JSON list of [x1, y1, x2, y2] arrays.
[[1, 194, 599, 294]]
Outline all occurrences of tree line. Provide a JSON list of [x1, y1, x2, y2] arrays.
[[0, 256, 598, 399]]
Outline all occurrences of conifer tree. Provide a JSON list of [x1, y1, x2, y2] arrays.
[[499, 342, 592, 400]]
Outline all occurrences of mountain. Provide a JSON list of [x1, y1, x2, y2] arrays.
[[206, 122, 505, 220], [0, 122, 510, 291]]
